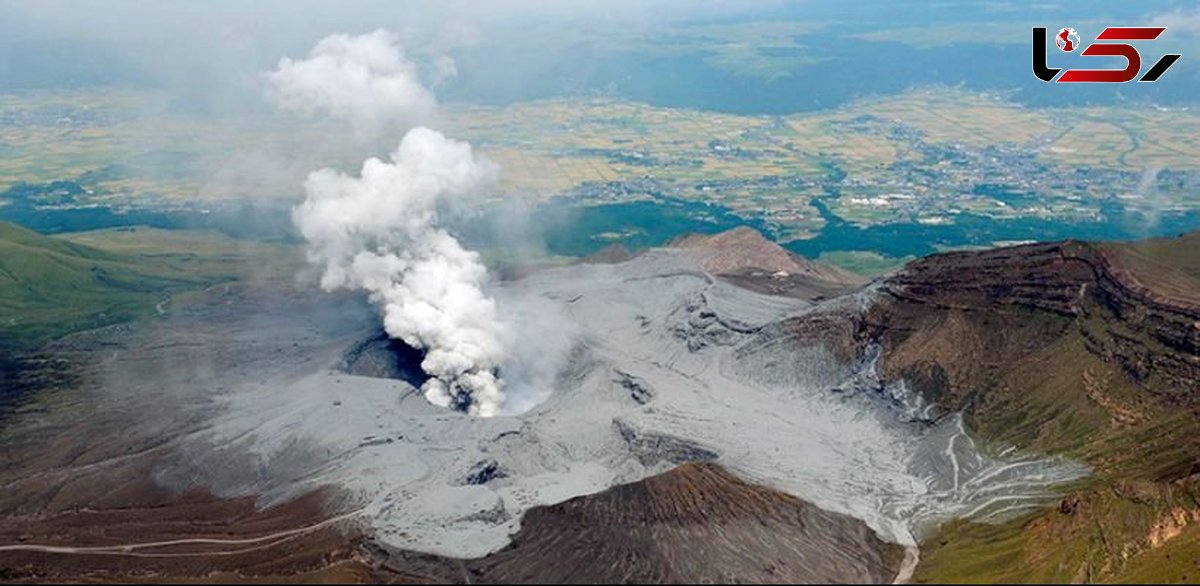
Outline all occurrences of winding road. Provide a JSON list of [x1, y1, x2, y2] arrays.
[[0, 509, 365, 558]]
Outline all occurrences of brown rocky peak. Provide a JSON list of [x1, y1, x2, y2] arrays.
[[584, 242, 635, 264], [668, 226, 863, 287], [878, 231, 1200, 409]]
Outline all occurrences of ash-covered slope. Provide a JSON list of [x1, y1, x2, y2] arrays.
[[379, 463, 903, 584], [142, 227, 1083, 575], [860, 231, 1200, 583], [0, 226, 1109, 583], [0, 225, 1113, 583]]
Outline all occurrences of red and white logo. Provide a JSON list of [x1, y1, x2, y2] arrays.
[[1033, 27, 1182, 83], [1055, 28, 1080, 52]]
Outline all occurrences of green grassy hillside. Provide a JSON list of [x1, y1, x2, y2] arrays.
[[879, 235, 1200, 584], [0, 223, 290, 350]]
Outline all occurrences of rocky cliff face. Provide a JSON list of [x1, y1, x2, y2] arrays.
[[861, 232, 1200, 583], [3, 225, 1194, 584], [875, 237, 1200, 410]]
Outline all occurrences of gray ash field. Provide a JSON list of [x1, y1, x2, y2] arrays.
[[38, 232, 1086, 582]]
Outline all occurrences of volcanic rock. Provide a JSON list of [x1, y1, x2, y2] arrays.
[[376, 463, 905, 584]]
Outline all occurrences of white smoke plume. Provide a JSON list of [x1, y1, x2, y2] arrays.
[[267, 29, 438, 138], [1132, 165, 1166, 234], [273, 31, 510, 417]]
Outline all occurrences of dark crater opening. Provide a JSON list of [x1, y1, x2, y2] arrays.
[[339, 329, 430, 389]]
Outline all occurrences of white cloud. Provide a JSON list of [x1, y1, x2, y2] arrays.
[[1152, 7, 1200, 37], [267, 29, 439, 138]]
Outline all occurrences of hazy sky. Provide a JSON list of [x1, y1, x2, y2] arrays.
[[2, 0, 1194, 98]]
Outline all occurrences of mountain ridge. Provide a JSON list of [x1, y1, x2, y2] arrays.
[[859, 230, 1200, 583], [0, 221, 1197, 583]]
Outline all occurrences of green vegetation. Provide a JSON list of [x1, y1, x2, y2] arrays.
[[0, 223, 292, 350], [917, 330, 1200, 582], [910, 237, 1200, 584], [5, 87, 1200, 246], [816, 250, 913, 277], [919, 475, 1200, 584], [1101, 231, 1200, 306]]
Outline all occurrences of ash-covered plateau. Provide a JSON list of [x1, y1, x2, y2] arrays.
[[77, 228, 1086, 582]]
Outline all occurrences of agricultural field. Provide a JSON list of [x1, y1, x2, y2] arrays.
[[443, 99, 815, 195], [855, 89, 1056, 146], [3, 86, 1200, 254], [1041, 106, 1200, 170]]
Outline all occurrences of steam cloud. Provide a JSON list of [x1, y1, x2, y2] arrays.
[[268, 29, 438, 138], [272, 31, 510, 417]]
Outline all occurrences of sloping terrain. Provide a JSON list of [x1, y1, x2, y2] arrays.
[[0, 222, 183, 349], [0, 225, 1086, 583], [0, 388, 371, 584], [0, 267, 382, 583], [377, 463, 904, 584], [2, 224, 1195, 583], [858, 232, 1200, 583], [670, 226, 865, 299], [0, 224, 295, 420], [0, 223, 281, 351]]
